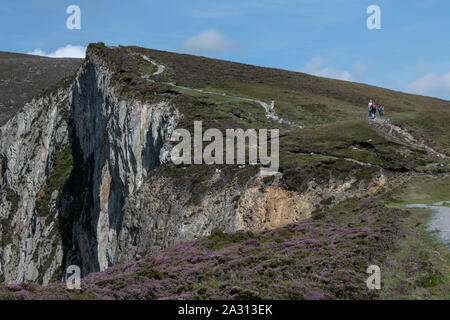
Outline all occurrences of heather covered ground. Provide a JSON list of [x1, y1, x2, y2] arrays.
[[0, 196, 411, 300], [3, 176, 448, 300], [0, 52, 81, 125]]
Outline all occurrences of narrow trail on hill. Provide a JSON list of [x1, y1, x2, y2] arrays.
[[139, 54, 447, 168], [139, 54, 303, 130], [141, 55, 165, 76], [296, 152, 374, 167], [368, 117, 448, 160]]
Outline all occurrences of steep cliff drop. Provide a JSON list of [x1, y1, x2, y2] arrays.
[[0, 83, 73, 284], [62, 48, 181, 276]]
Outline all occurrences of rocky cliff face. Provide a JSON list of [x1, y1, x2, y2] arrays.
[[0, 85, 72, 284], [114, 165, 386, 265], [63, 49, 180, 276], [0, 45, 388, 284], [0, 48, 181, 283]]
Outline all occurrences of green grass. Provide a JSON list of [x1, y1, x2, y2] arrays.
[[279, 119, 436, 171], [137, 59, 157, 76], [224, 82, 359, 127], [205, 229, 256, 251], [381, 207, 450, 299], [173, 87, 282, 133], [390, 108, 450, 154], [388, 175, 450, 207], [380, 175, 450, 299]]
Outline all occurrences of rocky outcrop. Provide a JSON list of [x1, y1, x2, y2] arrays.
[[114, 166, 386, 265], [63, 50, 180, 276], [0, 48, 181, 283], [0, 86, 72, 284]]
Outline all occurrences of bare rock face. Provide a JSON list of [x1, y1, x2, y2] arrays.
[[114, 167, 386, 265], [0, 86, 72, 284], [64, 50, 180, 276]]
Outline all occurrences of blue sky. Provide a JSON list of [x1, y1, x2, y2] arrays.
[[1, 0, 450, 100]]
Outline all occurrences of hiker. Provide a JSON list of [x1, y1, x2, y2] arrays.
[[269, 101, 275, 113], [368, 99, 373, 118], [378, 105, 384, 117], [371, 103, 377, 119]]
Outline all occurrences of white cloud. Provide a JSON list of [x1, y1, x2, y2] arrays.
[[303, 57, 353, 81], [405, 72, 450, 96], [182, 30, 239, 54], [27, 44, 86, 58], [27, 49, 47, 56], [353, 60, 373, 81]]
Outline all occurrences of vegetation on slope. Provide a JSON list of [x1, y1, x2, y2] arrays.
[[0, 52, 82, 125], [0, 197, 405, 300], [382, 175, 450, 299], [127, 45, 449, 152]]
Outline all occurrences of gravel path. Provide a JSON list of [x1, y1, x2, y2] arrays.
[[140, 54, 303, 130], [369, 117, 448, 159]]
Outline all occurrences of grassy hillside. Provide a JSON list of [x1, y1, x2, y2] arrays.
[[0, 44, 448, 300], [0, 52, 82, 125], [87, 43, 448, 179], [127, 45, 450, 152]]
